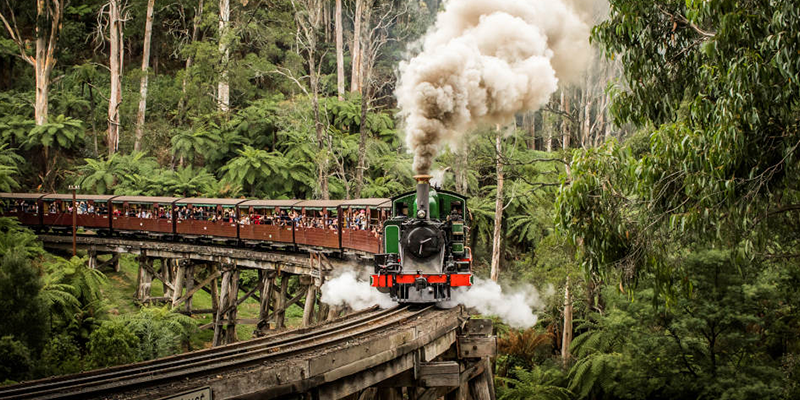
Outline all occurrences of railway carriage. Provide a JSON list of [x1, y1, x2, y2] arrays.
[[111, 196, 179, 237], [42, 194, 116, 234], [174, 198, 245, 242], [292, 200, 343, 250], [0, 193, 45, 227], [341, 198, 391, 254], [237, 199, 298, 246]]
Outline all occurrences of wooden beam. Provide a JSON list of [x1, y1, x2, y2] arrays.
[[225, 269, 240, 344], [463, 319, 493, 336], [171, 260, 184, 304], [275, 273, 289, 329], [418, 387, 449, 400], [184, 264, 195, 313], [171, 270, 222, 309], [141, 257, 176, 293], [258, 286, 307, 326], [162, 259, 173, 299], [417, 362, 460, 387], [258, 271, 274, 330], [457, 336, 497, 359], [213, 270, 232, 347], [176, 308, 216, 315], [468, 363, 492, 400], [303, 285, 317, 327], [220, 279, 261, 316]]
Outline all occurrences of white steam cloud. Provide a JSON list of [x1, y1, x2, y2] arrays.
[[322, 271, 550, 329], [320, 270, 395, 311], [397, 0, 593, 174], [448, 278, 550, 329]]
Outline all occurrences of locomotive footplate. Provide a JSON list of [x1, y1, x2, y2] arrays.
[[370, 273, 472, 303]]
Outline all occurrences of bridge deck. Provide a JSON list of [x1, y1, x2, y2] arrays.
[[38, 234, 371, 276], [0, 306, 471, 400]]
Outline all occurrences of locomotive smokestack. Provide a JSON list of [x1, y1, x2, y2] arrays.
[[414, 174, 432, 220]]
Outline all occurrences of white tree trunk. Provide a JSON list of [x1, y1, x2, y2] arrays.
[[34, 53, 49, 126], [134, 0, 155, 152], [217, 0, 230, 112], [108, 0, 123, 156], [490, 127, 504, 282], [335, 0, 344, 100], [350, 0, 362, 93], [561, 89, 570, 150], [561, 277, 573, 366], [1, 0, 61, 127]]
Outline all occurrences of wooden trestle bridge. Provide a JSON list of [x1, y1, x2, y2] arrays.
[[0, 234, 497, 400]]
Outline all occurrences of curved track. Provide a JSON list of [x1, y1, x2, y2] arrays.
[[0, 305, 436, 400]]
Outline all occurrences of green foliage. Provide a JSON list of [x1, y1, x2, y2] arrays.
[[87, 321, 139, 369], [158, 165, 219, 197], [40, 334, 84, 376], [498, 364, 571, 400], [221, 145, 290, 196], [0, 336, 33, 383], [170, 125, 221, 166], [564, 0, 800, 289], [0, 217, 44, 259], [25, 115, 84, 150], [558, 251, 790, 400], [44, 256, 108, 306], [117, 306, 196, 362], [0, 252, 49, 355]]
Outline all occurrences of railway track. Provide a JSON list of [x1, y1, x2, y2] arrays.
[[0, 305, 436, 400]]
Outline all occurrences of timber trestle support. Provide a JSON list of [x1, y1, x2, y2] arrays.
[[38, 234, 365, 347]]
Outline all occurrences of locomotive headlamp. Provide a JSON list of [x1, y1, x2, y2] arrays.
[[417, 210, 427, 219]]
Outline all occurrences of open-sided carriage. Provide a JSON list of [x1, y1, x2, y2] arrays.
[[0, 193, 45, 227], [174, 198, 244, 242], [111, 196, 179, 237], [237, 199, 298, 247], [341, 198, 391, 254], [42, 194, 116, 234]]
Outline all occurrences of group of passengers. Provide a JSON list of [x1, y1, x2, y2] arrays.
[[239, 210, 291, 226], [112, 206, 172, 219], [62, 201, 107, 215], [3, 200, 38, 213]]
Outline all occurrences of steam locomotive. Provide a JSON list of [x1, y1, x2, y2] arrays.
[[371, 175, 473, 303]]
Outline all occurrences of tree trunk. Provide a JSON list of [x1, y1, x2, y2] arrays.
[[454, 144, 468, 194], [350, 0, 363, 94], [560, 89, 570, 150], [134, 0, 155, 153], [310, 54, 329, 200], [2, 0, 62, 127], [88, 85, 98, 157], [34, 56, 49, 126], [107, 0, 123, 156], [581, 77, 592, 149], [217, 0, 230, 113], [179, 0, 203, 122], [335, 0, 344, 100], [527, 112, 536, 150], [490, 127, 504, 282], [353, 2, 372, 198], [561, 277, 573, 366]]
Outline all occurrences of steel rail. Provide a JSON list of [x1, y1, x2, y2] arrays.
[[0, 306, 395, 398], [1, 306, 434, 400]]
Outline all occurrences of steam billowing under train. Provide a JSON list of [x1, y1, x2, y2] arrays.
[[371, 175, 473, 303]]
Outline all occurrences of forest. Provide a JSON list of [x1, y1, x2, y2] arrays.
[[1, 0, 799, 398]]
